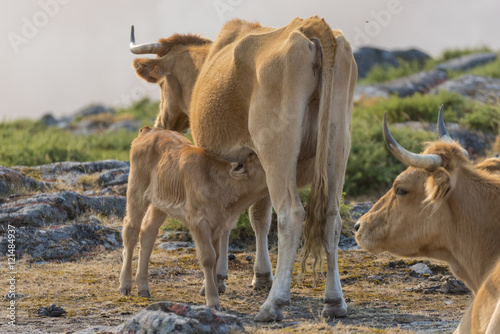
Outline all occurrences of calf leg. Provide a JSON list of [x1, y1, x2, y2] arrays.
[[200, 229, 229, 296], [191, 221, 220, 310], [135, 206, 167, 297], [250, 195, 273, 290], [119, 200, 150, 296]]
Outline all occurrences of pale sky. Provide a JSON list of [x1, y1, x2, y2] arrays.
[[1, 0, 499, 121]]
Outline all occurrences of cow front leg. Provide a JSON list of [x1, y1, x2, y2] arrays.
[[250, 195, 273, 290], [322, 212, 347, 318]]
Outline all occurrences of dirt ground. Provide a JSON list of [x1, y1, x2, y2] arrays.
[[0, 230, 472, 334]]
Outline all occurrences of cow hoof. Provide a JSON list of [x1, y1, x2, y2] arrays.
[[138, 290, 151, 298], [254, 302, 284, 322], [119, 287, 131, 296], [322, 299, 347, 318], [252, 272, 273, 290]]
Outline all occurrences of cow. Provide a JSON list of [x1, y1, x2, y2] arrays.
[[119, 126, 267, 310], [129, 17, 357, 321], [355, 108, 500, 333]]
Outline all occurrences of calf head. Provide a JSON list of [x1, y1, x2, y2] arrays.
[[355, 108, 471, 257], [130, 26, 212, 131]]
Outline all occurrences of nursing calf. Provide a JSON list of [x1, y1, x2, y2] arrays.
[[355, 109, 500, 333], [119, 126, 267, 309]]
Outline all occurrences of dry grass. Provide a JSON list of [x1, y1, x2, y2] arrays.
[[1, 229, 473, 333]]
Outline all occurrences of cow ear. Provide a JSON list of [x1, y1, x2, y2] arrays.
[[425, 168, 451, 203], [133, 59, 164, 83], [230, 162, 247, 178]]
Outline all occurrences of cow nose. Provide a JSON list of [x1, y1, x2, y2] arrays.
[[354, 222, 360, 232]]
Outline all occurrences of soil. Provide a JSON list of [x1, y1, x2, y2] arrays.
[[1, 235, 472, 334]]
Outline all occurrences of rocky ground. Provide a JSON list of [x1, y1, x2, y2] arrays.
[[0, 160, 474, 334]]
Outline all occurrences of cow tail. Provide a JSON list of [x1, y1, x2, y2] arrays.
[[301, 19, 337, 279]]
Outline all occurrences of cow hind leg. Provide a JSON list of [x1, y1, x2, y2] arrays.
[[135, 206, 167, 297], [322, 212, 347, 318], [119, 200, 150, 296], [250, 195, 273, 290]]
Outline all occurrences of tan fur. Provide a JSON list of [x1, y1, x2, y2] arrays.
[[131, 17, 357, 320], [355, 140, 500, 333], [119, 127, 267, 309]]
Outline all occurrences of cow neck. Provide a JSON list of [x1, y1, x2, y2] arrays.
[[444, 165, 500, 293]]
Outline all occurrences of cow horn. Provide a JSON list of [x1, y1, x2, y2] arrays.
[[383, 112, 442, 170], [129, 25, 164, 55], [437, 105, 453, 142]]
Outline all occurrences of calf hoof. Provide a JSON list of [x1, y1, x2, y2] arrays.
[[252, 272, 273, 290], [138, 290, 151, 298], [254, 301, 285, 322], [217, 275, 228, 294], [119, 287, 131, 296], [322, 298, 347, 318]]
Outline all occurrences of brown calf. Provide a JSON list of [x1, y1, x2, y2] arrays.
[[119, 126, 267, 309]]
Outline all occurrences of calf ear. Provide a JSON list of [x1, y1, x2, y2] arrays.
[[425, 168, 452, 203], [230, 162, 247, 178], [133, 59, 164, 83]]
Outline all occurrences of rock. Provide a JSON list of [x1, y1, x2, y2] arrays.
[[339, 235, 360, 251], [0, 191, 125, 229], [245, 255, 252, 262], [76, 302, 245, 334], [0, 216, 122, 261], [106, 120, 140, 133], [352, 202, 375, 218], [391, 49, 431, 66], [411, 275, 470, 295], [159, 241, 195, 252], [0, 166, 49, 198], [379, 70, 448, 97], [228, 254, 236, 261], [410, 263, 433, 276], [37, 304, 66, 317], [435, 53, 497, 72], [430, 74, 500, 104], [97, 167, 130, 188], [76, 105, 114, 118], [39, 113, 59, 126], [354, 47, 399, 79], [354, 85, 389, 101]]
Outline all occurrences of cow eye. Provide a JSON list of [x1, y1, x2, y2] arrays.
[[395, 187, 408, 196]]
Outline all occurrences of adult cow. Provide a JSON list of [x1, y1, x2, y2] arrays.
[[129, 17, 357, 321], [355, 109, 500, 333]]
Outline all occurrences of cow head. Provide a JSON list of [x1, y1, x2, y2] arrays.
[[355, 107, 472, 257], [130, 26, 212, 132]]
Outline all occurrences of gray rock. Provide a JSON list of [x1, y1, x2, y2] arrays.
[[97, 167, 130, 188], [339, 235, 360, 251], [76, 302, 245, 334], [354, 47, 399, 79], [392, 49, 431, 66], [430, 74, 500, 104], [0, 166, 49, 198], [410, 263, 433, 276], [435, 53, 497, 72], [353, 85, 389, 101], [76, 105, 114, 118], [159, 241, 195, 252], [0, 217, 122, 261], [39, 113, 59, 126], [106, 120, 140, 133], [380, 70, 448, 97], [0, 191, 125, 229], [352, 202, 375, 218]]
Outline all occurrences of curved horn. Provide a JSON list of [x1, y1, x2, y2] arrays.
[[437, 105, 453, 142], [383, 112, 442, 170], [129, 25, 164, 55]]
